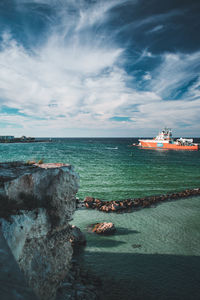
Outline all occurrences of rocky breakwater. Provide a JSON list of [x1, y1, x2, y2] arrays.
[[84, 188, 200, 213], [0, 161, 79, 300]]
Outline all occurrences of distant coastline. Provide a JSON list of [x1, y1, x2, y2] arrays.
[[0, 135, 52, 143]]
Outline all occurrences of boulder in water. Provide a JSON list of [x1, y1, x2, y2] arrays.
[[84, 196, 95, 208], [90, 222, 116, 235]]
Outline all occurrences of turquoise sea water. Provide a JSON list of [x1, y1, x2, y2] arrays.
[[1, 138, 200, 299]]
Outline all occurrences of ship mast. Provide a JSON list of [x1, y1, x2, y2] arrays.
[[156, 128, 172, 141]]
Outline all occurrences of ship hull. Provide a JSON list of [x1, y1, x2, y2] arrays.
[[139, 140, 198, 150]]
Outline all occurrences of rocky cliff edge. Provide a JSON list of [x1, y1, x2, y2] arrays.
[[0, 162, 79, 300]]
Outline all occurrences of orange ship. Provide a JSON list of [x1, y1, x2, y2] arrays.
[[138, 128, 198, 150]]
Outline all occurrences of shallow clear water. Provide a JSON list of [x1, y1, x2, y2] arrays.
[[73, 196, 200, 299], [1, 138, 200, 299]]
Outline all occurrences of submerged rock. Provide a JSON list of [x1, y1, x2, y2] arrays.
[[132, 244, 142, 249]]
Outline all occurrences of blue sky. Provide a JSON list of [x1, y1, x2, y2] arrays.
[[0, 0, 200, 137]]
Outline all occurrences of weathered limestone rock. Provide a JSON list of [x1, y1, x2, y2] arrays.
[[0, 229, 38, 300], [0, 162, 79, 300], [0, 162, 78, 226], [69, 225, 86, 247]]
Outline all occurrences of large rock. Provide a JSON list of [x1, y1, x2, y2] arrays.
[[0, 162, 79, 300], [89, 222, 116, 235], [0, 162, 79, 227]]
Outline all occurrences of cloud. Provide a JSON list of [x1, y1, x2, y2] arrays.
[[143, 72, 152, 81], [0, 0, 199, 136], [76, 0, 126, 31], [148, 24, 164, 33], [122, 9, 183, 32], [0, 2, 132, 135], [1, 30, 200, 136], [150, 52, 200, 100]]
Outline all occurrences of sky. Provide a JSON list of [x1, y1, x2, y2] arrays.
[[0, 0, 200, 137]]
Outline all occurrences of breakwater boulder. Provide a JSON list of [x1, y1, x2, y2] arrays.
[[84, 188, 200, 213], [0, 162, 79, 300]]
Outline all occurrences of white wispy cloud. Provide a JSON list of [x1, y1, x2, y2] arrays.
[[76, 0, 123, 31], [150, 52, 200, 99], [143, 72, 152, 80], [0, 0, 199, 137], [148, 24, 164, 33], [0, 0, 133, 135]]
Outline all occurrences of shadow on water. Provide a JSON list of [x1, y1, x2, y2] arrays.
[[84, 227, 140, 248], [116, 227, 140, 236], [86, 226, 140, 236], [77, 251, 200, 300], [86, 238, 126, 248]]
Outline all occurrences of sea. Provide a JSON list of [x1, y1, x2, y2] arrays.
[[0, 138, 200, 300]]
